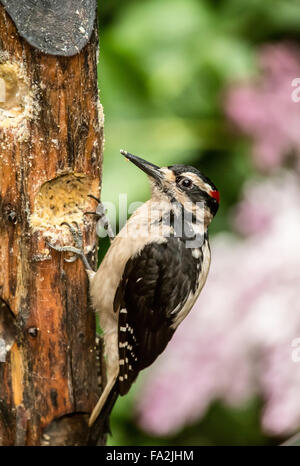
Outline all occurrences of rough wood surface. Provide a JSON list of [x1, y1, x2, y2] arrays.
[[0, 4, 105, 446]]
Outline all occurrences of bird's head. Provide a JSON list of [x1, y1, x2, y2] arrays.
[[121, 150, 219, 222]]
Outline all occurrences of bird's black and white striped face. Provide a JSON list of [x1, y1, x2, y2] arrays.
[[160, 165, 219, 218], [121, 150, 219, 219]]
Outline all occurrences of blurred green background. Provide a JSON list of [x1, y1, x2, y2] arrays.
[[96, 0, 300, 446]]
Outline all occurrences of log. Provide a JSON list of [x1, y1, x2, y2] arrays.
[[0, 2, 105, 445]]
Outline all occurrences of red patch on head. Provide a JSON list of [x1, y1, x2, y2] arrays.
[[210, 190, 220, 203]]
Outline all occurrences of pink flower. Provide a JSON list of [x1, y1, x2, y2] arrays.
[[225, 43, 300, 171], [135, 172, 300, 437]]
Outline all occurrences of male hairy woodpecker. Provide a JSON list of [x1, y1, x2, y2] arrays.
[[48, 150, 219, 429]]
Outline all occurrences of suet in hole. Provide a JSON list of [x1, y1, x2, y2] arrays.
[[30, 173, 97, 240], [0, 62, 32, 129]]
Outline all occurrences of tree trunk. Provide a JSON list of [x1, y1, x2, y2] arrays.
[[0, 3, 105, 445]]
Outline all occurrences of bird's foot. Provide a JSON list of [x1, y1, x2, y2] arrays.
[[47, 222, 93, 271], [85, 195, 115, 242]]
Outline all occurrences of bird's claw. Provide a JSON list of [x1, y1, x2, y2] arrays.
[[64, 255, 79, 263], [47, 222, 84, 264], [87, 194, 101, 203], [84, 195, 106, 218], [61, 221, 83, 250], [85, 194, 115, 241]]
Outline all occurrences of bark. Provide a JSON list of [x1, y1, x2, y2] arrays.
[[0, 4, 105, 445]]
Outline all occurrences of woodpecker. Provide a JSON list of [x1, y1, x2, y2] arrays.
[[48, 150, 219, 429]]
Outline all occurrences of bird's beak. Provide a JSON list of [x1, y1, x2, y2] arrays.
[[121, 150, 163, 183]]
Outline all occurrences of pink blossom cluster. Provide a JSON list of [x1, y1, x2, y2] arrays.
[[135, 172, 300, 437], [225, 43, 300, 171]]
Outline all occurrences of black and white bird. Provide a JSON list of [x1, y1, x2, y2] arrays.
[[48, 150, 219, 428]]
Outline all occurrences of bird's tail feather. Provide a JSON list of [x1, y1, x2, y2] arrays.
[[89, 378, 119, 433]]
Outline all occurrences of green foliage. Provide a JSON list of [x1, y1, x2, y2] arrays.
[[108, 394, 279, 446], [98, 0, 257, 209]]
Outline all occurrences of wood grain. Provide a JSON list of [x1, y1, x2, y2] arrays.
[[0, 4, 104, 445]]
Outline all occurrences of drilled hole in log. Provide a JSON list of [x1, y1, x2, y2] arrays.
[[30, 173, 95, 240], [0, 298, 18, 363], [0, 59, 36, 135]]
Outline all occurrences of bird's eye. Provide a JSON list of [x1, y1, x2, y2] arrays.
[[178, 177, 193, 189]]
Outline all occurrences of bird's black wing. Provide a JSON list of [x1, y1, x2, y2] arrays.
[[113, 238, 200, 395]]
